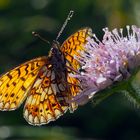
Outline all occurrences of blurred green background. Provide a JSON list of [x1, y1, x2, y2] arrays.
[[0, 0, 140, 139]]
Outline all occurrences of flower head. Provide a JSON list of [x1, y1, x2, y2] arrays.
[[71, 25, 140, 105]]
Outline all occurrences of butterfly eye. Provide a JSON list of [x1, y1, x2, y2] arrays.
[[51, 48, 57, 54]]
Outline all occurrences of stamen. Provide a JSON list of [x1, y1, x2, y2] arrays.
[[126, 25, 130, 39]]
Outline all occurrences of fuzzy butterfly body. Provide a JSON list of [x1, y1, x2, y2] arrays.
[[0, 27, 93, 125]]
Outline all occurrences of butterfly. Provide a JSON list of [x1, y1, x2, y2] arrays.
[[0, 25, 92, 125]]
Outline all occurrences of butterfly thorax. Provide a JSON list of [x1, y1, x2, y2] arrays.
[[48, 41, 66, 72]]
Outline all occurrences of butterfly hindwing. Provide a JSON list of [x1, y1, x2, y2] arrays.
[[24, 63, 69, 125], [0, 56, 47, 111]]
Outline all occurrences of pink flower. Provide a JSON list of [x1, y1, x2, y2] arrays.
[[71, 25, 140, 105]]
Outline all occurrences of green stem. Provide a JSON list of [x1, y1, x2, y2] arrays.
[[91, 81, 127, 106], [124, 85, 140, 107]]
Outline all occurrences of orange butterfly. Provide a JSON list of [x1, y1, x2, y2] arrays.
[[0, 12, 93, 125]]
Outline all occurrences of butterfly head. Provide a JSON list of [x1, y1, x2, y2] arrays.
[[52, 40, 60, 49], [49, 40, 62, 57]]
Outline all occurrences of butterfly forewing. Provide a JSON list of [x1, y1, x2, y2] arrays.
[[61, 28, 92, 69], [0, 57, 47, 111], [60, 27, 93, 111]]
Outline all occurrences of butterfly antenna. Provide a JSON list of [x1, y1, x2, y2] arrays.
[[56, 10, 74, 41], [32, 31, 50, 45]]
